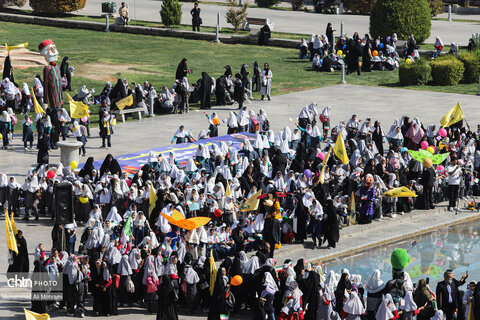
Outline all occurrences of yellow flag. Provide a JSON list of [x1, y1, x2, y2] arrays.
[[116, 94, 133, 111], [440, 102, 465, 127], [9, 210, 18, 235], [319, 146, 332, 184], [6, 42, 28, 52], [467, 302, 474, 320], [148, 182, 157, 218], [349, 191, 356, 226], [333, 132, 349, 164], [239, 189, 262, 212], [24, 308, 51, 320], [6, 210, 18, 254], [209, 249, 217, 296], [67, 93, 89, 119], [383, 186, 418, 198], [225, 182, 232, 198], [31, 89, 45, 114]]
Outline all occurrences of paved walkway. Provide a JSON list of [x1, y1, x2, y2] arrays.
[[17, 0, 480, 44], [1, 84, 480, 319]]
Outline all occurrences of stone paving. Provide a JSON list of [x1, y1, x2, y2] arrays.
[[1, 84, 480, 319]]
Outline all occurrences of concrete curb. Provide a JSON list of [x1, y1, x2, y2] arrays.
[[0, 12, 301, 49]]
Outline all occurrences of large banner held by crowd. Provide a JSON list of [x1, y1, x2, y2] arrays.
[[78, 132, 255, 174]]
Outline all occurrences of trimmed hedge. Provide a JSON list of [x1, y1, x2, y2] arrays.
[[428, 0, 444, 17], [255, 0, 280, 8], [29, 0, 86, 13], [399, 59, 431, 85], [343, 0, 376, 14], [291, 0, 304, 11], [370, 0, 431, 43], [0, 0, 27, 8], [430, 56, 465, 86], [458, 51, 480, 84]]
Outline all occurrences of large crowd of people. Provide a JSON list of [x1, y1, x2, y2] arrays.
[[1, 22, 480, 320], [2, 95, 480, 320]]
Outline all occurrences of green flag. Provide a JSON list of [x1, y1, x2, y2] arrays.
[[124, 212, 132, 236]]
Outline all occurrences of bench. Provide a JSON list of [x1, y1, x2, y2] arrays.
[[244, 17, 274, 31], [113, 107, 143, 123]]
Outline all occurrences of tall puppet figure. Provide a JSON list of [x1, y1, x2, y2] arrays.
[[38, 39, 62, 109], [38, 39, 62, 148]]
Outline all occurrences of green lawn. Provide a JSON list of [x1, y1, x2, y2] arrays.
[[1, 20, 478, 129]]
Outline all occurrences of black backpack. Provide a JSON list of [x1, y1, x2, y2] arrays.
[[263, 119, 270, 132]]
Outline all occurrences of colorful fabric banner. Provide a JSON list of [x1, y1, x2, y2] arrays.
[[77, 133, 255, 174]]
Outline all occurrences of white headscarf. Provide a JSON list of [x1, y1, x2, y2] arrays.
[[375, 298, 394, 320], [321, 106, 331, 118], [117, 255, 133, 275], [401, 291, 418, 312], [431, 310, 444, 320], [343, 292, 365, 315], [196, 144, 210, 159], [435, 37, 444, 47], [0, 111, 11, 122], [263, 272, 279, 292], [106, 207, 122, 224], [366, 269, 385, 293], [2, 78, 19, 95], [243, 256, 260, 274]]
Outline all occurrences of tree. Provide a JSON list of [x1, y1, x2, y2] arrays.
[[0, 0, 27, 8], [226, 0, 248, 33], [29, 0, 86, 14], [160, 0, 182, 26], [370, 0, 431, 43]]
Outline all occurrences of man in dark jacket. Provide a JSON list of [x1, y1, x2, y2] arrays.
[[436, 270, 467, 320], [421, 163, 436, 209], [262, 211, 280, 258]]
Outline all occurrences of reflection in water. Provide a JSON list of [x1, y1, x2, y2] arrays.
[[324, 221, 480, 287]]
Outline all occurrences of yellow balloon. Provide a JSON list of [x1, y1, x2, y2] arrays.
[[427, 146, 435, 154], [70, 160, 78, 170], [406, 58, 413, 64], [79, 196, 89, 204], [0, 133, 2, 140], [337, 50, 343, 56]]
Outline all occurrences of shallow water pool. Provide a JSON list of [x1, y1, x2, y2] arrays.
[[324, 219, 480, 287]]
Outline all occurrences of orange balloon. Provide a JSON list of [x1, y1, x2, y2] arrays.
[[213, 117, 220, 125], [231, 275, 243, 286], [372, 50, 378, 57]]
